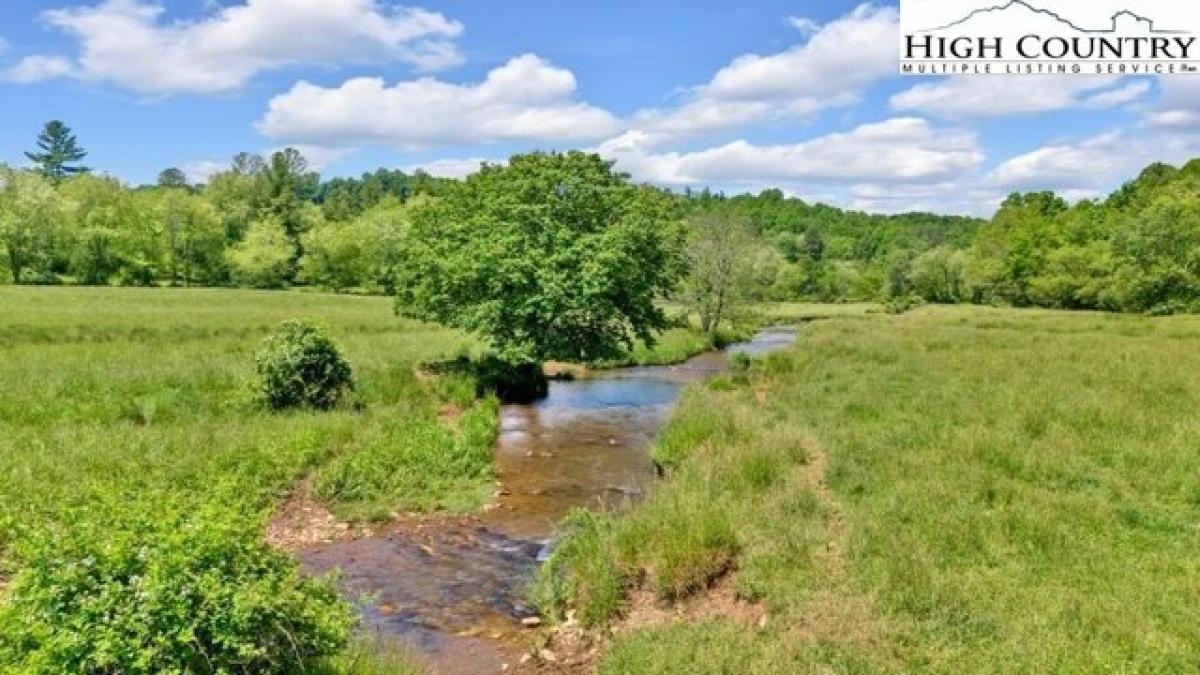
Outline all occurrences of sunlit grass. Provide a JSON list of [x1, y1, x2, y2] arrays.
[[540, 305, 1200, 673]]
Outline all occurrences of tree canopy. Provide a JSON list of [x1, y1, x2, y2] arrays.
[[392, 152, 687, 364], [3, 118, 1200, 318]]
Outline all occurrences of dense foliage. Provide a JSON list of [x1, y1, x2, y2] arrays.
[[255, 320, 354, 410], [392, 152, 687, 364], [3, 121, 1200, 316], [0, 496, 352, 674], [0, 141, 447, 292]]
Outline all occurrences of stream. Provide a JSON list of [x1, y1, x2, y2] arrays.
[[299, 327, 797, 673]]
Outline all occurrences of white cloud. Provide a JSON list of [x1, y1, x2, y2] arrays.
[[988, 129, 1200, 193], [1144, 76, 1200, 129], [273, 144, 356, 171], [1082, 80, 1151, 109], [890, 75, 1150, 118], [598, 117, 983, 187], [706, 4, 897, 102], [843, 179, 1009, 216], [10, 0, 463, 95], [401, 157, 498, 179], [629, 3, 899, 144], [785, 16, 821, 36], [181, 160, 227, 184], [3, 55, 74, 83], [257, 54, 621, 149]]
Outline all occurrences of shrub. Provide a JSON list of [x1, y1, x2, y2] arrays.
[[0, 500, 353, 674], [255, 320, 353, 410], [885, 294, 924, 314]]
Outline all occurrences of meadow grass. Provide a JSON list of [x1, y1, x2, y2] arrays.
[[0, 287, 501, 672], [759, 301, 882, 321], [537, 305, 1200, 673], [0, 287, 494, 531]]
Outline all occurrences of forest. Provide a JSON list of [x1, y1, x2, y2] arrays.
[[5, 121, 1199, 315]]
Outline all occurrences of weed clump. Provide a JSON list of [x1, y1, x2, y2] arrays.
[[255, 320, 353, 410]]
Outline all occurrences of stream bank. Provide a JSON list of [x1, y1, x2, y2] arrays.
[[297, 327, 798, 673]]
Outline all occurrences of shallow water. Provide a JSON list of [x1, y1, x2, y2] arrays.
[[298, 327, 797, 672]]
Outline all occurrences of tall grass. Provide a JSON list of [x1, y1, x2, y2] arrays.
[[540, 305, 1200, 673]]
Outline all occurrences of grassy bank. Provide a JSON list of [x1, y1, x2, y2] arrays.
[[536, 305, 1200, 673], [605, 302, 882, 368], [595, 325, 747, 368]]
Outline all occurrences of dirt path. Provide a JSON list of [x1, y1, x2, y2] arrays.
[[781, 433, 897, 664]]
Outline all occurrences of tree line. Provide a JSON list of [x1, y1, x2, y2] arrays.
[[3, 120, 1200, 317]]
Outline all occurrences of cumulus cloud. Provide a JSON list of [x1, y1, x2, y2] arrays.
[[3, 55, 74, 83], [257, 54, 621, 149], [629, 3, 899, 144], [597, 117, 983, 187], [987, 129, 1200, 193], [890, 75, 1151, 118], [6, 0, 463, 94]]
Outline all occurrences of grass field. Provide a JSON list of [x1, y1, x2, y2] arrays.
[[538, 305, 1200, 673], [0, 287, 501, 533]]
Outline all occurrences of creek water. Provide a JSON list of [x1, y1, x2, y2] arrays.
[[299, 327, 797, 673]]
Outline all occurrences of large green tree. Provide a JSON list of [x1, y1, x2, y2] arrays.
[[393, 152, 686, 365], [25, 121, 89, 182]]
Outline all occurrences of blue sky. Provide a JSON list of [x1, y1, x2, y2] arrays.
[[1, 0, 1198, 215]]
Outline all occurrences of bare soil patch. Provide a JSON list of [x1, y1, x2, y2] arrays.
[[264, 478, 375, 551]]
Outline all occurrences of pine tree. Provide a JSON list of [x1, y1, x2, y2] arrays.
[[25, 120, 88, 182]]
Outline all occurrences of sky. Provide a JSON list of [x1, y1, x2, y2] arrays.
[[1, 0, 1198, 216]]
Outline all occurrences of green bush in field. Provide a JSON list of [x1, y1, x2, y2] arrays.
[[255, 320, 353, 410], [0, 501, 353, 674]]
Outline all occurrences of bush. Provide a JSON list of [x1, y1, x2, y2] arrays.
[[255, 320, 353, 410], [0, 500, 353, 674], [885, 294, 924, 315]]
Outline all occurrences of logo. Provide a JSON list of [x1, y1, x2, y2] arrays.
[[901, 0, 1200, 75]]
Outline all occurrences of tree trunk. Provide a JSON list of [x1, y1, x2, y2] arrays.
[[8, 251, 21, 284]]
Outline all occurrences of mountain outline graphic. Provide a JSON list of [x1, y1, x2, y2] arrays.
[[919, 0, 1190, 34]]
